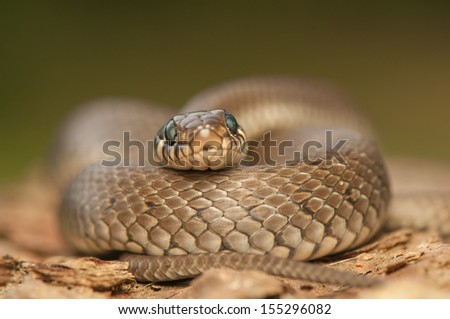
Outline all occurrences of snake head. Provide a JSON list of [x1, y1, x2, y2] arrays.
[[154, 109, 247, 170]]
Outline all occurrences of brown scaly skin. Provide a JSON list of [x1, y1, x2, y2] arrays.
[[58, 77, 390, 286]]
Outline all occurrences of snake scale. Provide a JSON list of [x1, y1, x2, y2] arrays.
[[55, 77, 391, 286]]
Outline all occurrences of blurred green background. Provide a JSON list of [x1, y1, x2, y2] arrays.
[[1, 1, 449, 182]]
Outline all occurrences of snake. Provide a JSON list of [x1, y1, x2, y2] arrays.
[[55, 77, 391, 287]]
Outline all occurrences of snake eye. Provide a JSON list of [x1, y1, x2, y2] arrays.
[[165, 120, 177, 145], [225, 112, 238, 134]]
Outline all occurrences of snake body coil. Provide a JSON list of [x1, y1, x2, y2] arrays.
[[58, 77, 390, 286]]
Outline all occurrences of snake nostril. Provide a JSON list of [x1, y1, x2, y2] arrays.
[[200, 139, 222, 153], [204, 145, 218, 152]]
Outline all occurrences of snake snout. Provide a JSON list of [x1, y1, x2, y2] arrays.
[[191, 127, 223, 152], [181, 124, 241, 170], [155, 109, 246, 171]]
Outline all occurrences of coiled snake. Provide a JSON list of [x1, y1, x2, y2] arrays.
[[55, 77, 391, 286]]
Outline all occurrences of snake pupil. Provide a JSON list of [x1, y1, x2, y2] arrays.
[[165, 120, 177, 145], [225, 112, 238, 134]]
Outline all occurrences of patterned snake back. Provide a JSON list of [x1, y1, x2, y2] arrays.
[[57, 77, 390, 286]]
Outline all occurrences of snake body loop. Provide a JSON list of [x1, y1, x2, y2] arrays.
[[58, 77, 391, 286]]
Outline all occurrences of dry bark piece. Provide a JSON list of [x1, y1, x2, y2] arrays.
[[33, 257, 135, 292], [0, 256, 22, 286], [4, 275, 107, 298], [384, 251, 423, 274]]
